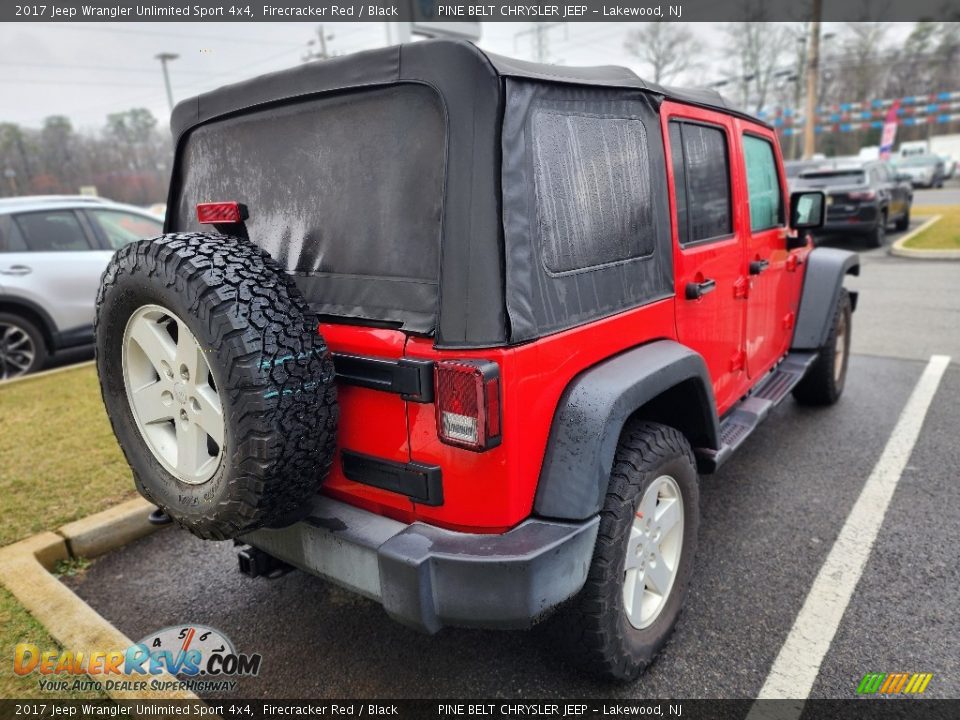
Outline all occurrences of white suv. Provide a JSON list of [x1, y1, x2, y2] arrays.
[[0, 196, 163, 379]]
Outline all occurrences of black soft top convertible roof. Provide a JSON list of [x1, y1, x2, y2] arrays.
[[168, 40, 765, 348], [170, 40, 763, 141]]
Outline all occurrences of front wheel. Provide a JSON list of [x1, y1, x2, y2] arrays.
[[894, 208, 910, 232], [558, 422, 699, 681], [792, 288, 852, 406]]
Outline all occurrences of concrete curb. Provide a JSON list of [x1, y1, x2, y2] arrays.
[[0, 500, 199, 702], [0, 359, 95, 388], [890, 215, 960, 259], [59, 497, 160, 560]]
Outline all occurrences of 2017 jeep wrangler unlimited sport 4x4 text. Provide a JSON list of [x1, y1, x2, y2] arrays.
[[95, 40, 857, 681]]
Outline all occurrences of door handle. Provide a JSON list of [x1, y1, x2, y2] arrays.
[[685, 278, 717, 300], [0, 265, 32, 276], [749, 259, 770, 275]]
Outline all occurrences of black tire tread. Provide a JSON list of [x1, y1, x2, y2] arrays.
[[95, 232, 337, 540], [792, 288, 851, 407], [557, 421, 697, 681]]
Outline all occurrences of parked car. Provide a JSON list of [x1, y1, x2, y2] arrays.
[[894, 154, 946, 188], [0, 196, 163, 378], [791, 160, 913, 247], [939, 155, 956, 180], [95, 40, 856, 681], [784, 159, 822, 179]]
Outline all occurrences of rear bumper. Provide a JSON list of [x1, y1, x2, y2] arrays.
[[241, 496, 599, 633], [818, 204, 880, 235], [817, 221, 876, 236]]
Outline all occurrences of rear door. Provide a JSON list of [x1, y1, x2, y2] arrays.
[[2, 208, 109, 334], [876, 163, 904, 219], [318, 324, 417, 518], [736, 124, 795, 379], [662, 103, 748, 415]]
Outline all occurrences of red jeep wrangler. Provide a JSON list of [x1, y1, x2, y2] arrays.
[[95, 40, 857, 680]]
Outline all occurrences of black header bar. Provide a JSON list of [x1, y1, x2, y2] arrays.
[[4, 0, 959, 23]]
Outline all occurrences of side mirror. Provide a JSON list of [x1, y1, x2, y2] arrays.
[[790, 190, 824, 231]]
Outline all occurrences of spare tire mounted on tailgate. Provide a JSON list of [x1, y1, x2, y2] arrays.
[[96, 232, 338, 540]]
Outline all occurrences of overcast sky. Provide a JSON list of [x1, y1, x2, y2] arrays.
[[1, 21, 908, 130]]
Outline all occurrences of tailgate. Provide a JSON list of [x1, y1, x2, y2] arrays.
[[319, 323, 425, 521]]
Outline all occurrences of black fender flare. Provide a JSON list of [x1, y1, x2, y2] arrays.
[[792, 247, 859, 351], [533, 340, 719, 521]]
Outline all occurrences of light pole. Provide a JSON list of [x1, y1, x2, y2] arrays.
[[155, 52, 179, 112], [802, 0, 822, 160]]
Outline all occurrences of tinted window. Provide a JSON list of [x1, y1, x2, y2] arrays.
[[669, 121, 733, 244], [532, 111, 654, 274], [669, 123, 688, 245], [89, 209, 162, 249], [742, 135, 783, 232], [13, 211, 90, 252], [0, 220, 28, 252]]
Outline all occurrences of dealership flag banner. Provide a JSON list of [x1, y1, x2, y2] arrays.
[[879, 100, 902, 160]]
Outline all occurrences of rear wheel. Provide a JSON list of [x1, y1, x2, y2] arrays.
[[0, 313, 47, 379], [866, 214, 886, 248], [558, 422, 699, 681], [793, 289, 852, 406]]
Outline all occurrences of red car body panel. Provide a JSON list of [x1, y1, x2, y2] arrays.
[[318, 101, 810, 534]]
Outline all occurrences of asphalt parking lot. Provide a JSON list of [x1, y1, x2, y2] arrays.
[[64, 221, 959, 700]]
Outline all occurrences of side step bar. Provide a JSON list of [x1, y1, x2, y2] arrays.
[[696, 351, 817, 473]]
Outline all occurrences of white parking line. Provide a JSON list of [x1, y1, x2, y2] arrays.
[[753, 354, 951, 705]]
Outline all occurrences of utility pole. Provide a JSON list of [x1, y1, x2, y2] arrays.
[[802, 0, 822, 160], [513, 23, 566, 63], [155, 52, 179, 112], [303, 25, 336, 61]]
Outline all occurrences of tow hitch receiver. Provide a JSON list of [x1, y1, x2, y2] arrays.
[[237, 545, 293, 579]]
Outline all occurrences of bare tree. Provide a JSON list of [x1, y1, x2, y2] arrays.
[[623, 23, 701, 85], [724, 20, 789, 113], [834, 23, 889, 103]]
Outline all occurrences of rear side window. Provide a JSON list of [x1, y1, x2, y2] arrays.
[[88, 209, 162, 249], [669, 121, 733, 244], [742, 134, 783, 232], [532, 111, 655, 274], [13, 210, 90, 252]]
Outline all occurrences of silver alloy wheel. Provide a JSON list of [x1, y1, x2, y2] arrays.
[[0, 321, 36, 379], [834, 311, 847, 383], [122, 304, 224, 485], [623, 474, 684, 630]]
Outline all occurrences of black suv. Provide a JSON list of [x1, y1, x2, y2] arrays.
[[791, 159, 912, 247]]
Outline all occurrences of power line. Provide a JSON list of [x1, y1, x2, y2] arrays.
[[19, 22, 305, 47], [0, 78, 156, 88], [0, 60, 209, 76]]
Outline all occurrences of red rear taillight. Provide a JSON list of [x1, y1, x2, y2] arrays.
[[434, 360, 501, 452], [196, 201, 244, 224]]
